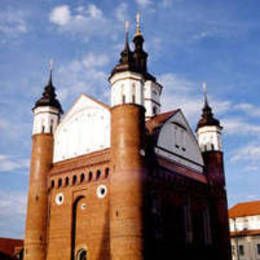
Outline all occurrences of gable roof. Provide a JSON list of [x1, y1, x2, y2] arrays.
[[229, 200, 260, 218], [146, 110, 179, 133]]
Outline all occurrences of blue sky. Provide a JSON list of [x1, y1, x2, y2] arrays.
[[0, 0, 260, 238]]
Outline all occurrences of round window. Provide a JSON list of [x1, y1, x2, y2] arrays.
[[96, 185, 107, 199], [55, 193, 64, 205]]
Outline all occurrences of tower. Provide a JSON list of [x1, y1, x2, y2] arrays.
[[24, 65, 62, 260], [133, 13, 163, 118], [196, 84, 231, 260], [109, 21, 147, 259]]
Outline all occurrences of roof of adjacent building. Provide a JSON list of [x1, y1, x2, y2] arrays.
[[0, 237, 23, 257], [229, 200, 260, 218], [230, 229, 260, 238]]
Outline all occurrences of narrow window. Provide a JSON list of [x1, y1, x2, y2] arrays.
[[88, 171, 93, 182], [51, 180, 55, 189], [239, 245, 244, 255], [153, 106, 157, 115], [257, 244, 260, 254], [122, 95, 126, 104], [96, 170, 101, 180], [105, 168, 110, 178], [132, 84, 136, 103], [42, 125, 45, 133], [58, 178, 62, 188], [72, 175, 77, 185], [80, 173, 85, 183], [65, 177, 69, 186], [50, 119, 54, 133]]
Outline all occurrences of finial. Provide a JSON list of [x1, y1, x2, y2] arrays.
[[48, 59, 54, 85], [125, 20, 129, 33], [202, 82, 209, 107], [135, 12, 142, 36]]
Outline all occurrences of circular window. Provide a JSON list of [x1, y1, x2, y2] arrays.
[[81, 203, 87, 210], [96, 185, 107, 199], [55, 193, 64, 205]]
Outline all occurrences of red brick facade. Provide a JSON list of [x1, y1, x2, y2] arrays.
[[24, 104, 231, 260]]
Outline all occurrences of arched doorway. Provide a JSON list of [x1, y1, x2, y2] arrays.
[[76, 248, 87, 260]]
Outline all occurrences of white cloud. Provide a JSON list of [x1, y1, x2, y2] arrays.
[[57, 52, 110, 102], [115, 3, 128, 23], [87, 4, 103, 18], [49, 4, 112, 40], [222, 118, 260, 135], [49, 5, 71, 26], [0, 154, 29, 172], [0, 9, 27, 38], [82, 53, 109, 69], [230, 144, 260, 173], [135, 0, 152, 7], [0, 190, 27, 238], [234, 103, 260, 117], [159, 73, 231, 124]]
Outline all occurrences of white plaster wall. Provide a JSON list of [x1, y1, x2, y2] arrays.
[[110, 71, 144, 106], [33, 106, 60, 135], [197, 125, 222, 152], [156, 110, 204, 173], [230, 215, 260, 232], [231, 236, 260, 260], [53, 94, 110, 163], [144, 80, 162, 118]]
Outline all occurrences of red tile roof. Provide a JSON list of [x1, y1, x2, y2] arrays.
[[0, 237, 23, 257], [146, 110, 179, 133], [229, 200, 260, 218]]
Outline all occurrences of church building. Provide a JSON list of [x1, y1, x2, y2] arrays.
[[24, 15, 231, 260]]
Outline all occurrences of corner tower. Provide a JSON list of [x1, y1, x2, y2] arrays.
[[109, 22, 147, 259], [196, 84, 231, 260], [24, 65, 63, 260]]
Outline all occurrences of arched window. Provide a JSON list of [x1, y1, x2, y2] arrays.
[[80, 173, 85, 183], [96, 170, 101, 180], [65, 177, 69, 186], [88, 171, 93, 182], [72, 175, 77, 185], [51, 180, 55, 189], [41, 125, 45, 133], [58, 178, 62, 188], [76, 249, 87, 260], [105, 168, 110, 178]]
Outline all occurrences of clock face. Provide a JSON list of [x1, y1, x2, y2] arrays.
[[54, 98, 110, 162]]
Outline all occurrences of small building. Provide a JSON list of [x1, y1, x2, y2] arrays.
[[229, 201, 260, 260]]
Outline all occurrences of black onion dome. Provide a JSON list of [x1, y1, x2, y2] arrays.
[[196, 91, 221, 130], [110, 30, 135, 78], [132, 15, 156, 82], [33, 70, 63, 113]]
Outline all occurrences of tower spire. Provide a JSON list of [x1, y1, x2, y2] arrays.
[[203, 82, 209, 108], [135, 12, 142, 36], [33, 61, 63, 113], [48, 59, 54, 86], [196, 83, 221, 130]]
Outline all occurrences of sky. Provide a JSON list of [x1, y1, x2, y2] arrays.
[[0, 0, 260, 239]]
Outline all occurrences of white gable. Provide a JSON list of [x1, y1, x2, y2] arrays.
[[155, 110, 204, 173], [53, 94, 110, 162]]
